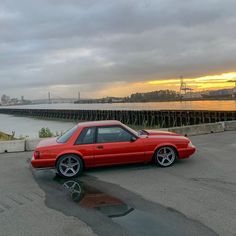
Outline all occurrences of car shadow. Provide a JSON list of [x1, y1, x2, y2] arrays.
[[85, 157, 195, 175], [86, 162, 157, 174]]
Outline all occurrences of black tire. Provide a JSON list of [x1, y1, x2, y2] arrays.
[[56, 154, 84, 178], [154, 146, 177, 167]]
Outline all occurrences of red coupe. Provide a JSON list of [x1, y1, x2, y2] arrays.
[[31, 120, 196, 178]]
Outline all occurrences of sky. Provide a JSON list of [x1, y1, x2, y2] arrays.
[[1, 0, 236, 99]]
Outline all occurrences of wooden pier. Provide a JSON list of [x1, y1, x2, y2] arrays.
[[0, 108, 235, 128]]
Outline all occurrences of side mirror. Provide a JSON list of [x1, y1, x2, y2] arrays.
[[130, 136, 137, 142]]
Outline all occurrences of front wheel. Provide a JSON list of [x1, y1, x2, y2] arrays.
[[56, 154, 83, 178], [154, 146, 177, 167]]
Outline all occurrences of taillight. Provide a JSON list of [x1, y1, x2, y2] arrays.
[[34, 151, 40, 159], [188, 141, 194, 148]]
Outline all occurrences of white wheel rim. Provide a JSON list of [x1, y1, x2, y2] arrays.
[[63, 180, 82, 201], [59, 156, 80, 177], [156, 147, 176, 166]]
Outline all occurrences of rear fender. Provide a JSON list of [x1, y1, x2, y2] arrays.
[[55, 150, 94, 168], [56, 149, 83, 158], [56, 150, 83, 163]]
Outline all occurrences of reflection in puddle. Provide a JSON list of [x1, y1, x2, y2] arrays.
[[54, 178, 216, 236], [59, 178, 165, 235], [33, 173, 216, 236], [60, 178, 134, 218]]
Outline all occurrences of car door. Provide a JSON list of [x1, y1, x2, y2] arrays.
[[94, 125, 145, 166], [73, 127, 96, 167]]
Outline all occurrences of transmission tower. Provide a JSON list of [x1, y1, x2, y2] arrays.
[[180, 76, 193, 97]]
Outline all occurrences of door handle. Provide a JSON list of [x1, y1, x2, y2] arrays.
[[96, 145, 104, 149]]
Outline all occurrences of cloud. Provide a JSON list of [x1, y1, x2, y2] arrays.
[[0, 0, 236, 98]]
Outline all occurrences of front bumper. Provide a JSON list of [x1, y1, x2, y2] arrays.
[[178, 146, 196, 159], [31, 156, 56, 169]]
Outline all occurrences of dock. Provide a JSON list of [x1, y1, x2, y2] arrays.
[[0, 108, 236, 128]]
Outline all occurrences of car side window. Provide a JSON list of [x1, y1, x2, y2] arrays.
[[96, 126, 133, 143], [75, 127, 95, 145]]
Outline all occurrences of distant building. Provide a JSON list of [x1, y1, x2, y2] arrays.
[[0, 94, 32, 106], [201, 88, 235, 100], [1, 94, 10, 105], [208, 88, 233, 96], [183, 91, 202, 99], [10, 98, 19, 105]]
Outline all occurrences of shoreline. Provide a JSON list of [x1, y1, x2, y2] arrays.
[[1, 98, 236, 108]]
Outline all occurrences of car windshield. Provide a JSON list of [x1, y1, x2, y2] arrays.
[[57, 125, 78, 143], [122, 124, 139, 136]]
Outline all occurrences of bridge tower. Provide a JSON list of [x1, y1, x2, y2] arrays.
[[48, 92, 51, 104]]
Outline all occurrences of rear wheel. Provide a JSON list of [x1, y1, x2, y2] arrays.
[[154, 146, 177, 167], [56, 154, 83, 178]]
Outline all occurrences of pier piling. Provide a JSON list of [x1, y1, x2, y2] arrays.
[[0, 108, 235, 128]]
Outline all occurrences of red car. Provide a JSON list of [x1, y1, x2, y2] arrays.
[[31, 120, 196, 178]]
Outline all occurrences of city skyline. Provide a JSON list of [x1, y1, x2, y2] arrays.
[[1, 0, 236, 99]]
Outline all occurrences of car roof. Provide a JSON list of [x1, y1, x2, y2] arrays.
[[78, 120, 122, 127]]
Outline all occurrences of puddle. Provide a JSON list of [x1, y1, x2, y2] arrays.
[[59, 178, 134, 218], [33, 170, 217, 236], [58, 178, 186, 235]]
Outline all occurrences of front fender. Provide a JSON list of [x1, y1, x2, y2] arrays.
[[154, 142, 179, 156]]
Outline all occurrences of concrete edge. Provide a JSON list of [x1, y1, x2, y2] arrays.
[[163, 120, 236, 137], [0, 140, 25, 154], [0, 120, 236, 153], [0, 138, 43, 154], [25, 138, 43, 151]]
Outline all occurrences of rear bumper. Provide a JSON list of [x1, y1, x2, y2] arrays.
[[31, 156, 56, 169], [178, 147, 196, 159]]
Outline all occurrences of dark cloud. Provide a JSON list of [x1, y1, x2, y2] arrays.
[[1, 0, 236, 98]]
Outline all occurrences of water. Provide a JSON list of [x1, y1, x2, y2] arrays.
[[3, 100, 236, 111], [1, 101, 236, 137], [0, 114, 75, 138]]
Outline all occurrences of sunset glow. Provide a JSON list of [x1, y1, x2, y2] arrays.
[[90, 72, 236, 98], [147, 72, 236, 91]]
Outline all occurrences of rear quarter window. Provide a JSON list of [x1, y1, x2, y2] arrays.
[[57, 126, 78, 143], [75, 127, 96, 145]]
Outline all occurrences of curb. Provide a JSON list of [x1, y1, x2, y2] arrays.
[[163, 120, 236, 137]]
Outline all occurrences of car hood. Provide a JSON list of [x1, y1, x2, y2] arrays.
[[142, 129, 181, 136]]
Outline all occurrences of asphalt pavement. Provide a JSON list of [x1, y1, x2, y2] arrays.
[[0, 130, 236, 235]]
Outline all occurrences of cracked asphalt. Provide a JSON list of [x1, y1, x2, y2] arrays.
[[0, 130, 236, 235]]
